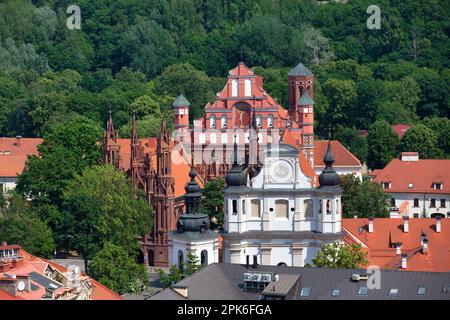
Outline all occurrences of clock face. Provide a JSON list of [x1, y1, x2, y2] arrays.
[[269, 160, 293, 183]]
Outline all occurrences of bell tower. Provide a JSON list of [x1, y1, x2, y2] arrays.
[[173, 94, 190, 130], [288, 62, 314, 123]]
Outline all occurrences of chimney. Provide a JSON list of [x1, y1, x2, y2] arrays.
[[436, 216, 441, 233], [15, 135, 22, 147], [400, 152, 418, 162], [401, 253, 407, 269], [403, 216, 409, 233], [422, 238, 428, 255], [395, 243, 402, 255], [368, 218, 374, 233]]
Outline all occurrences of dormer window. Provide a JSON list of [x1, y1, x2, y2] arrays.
[[408, 183, 413, 189], [382, 182, 391, 190], [433, 182, 443, 190]]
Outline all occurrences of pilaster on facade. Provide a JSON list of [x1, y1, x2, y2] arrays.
[[291, 244, 304, 267]]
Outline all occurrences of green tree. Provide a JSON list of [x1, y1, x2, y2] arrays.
[[0, 192, 54, 258], [312, 242, 368, 269], [340, 175, 390, 218], [400, 124, 443, 159], [89, 242, 148, 295], [422, 117, 450, 157], [63, 165, 152, 272], [184, 251, 202, 277], [303, 26, 334, 65], [157, 265, 183, 288], [367, 120, 399, 169], [322, 79, 356, 128], [16, 116, 103, 249], [155, 63, 214, 120], [201, 177, 225, 229]]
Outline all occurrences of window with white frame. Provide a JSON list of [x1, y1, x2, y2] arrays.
[[210, 115, 216, 128], [231, 79, 238, 97], [244, 79, 251, 96]]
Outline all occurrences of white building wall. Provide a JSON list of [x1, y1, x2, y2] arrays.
[[0, 177, 18, 193], [388, 192, 450, 218]]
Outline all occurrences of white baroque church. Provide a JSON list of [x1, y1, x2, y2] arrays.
[[222, 138, 343, 267]]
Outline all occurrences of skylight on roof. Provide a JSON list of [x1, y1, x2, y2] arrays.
[[418, 287, 426, 296], [358, 287, 368, 296], [389, 288, 398, 297], [300, 287, 310, 298], [332, 289, 340, 297]]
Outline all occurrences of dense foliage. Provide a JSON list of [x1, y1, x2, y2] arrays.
[[340, 175, 390, 218], [0, 1, 447, 168], [312, 242, 368, 269], [89, 242, 148, 294], [200, 177, 225, 228], [63, 165, 152, 271]]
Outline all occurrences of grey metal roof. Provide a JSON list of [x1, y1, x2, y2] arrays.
[[28, 271, 62, 289], [150, 263, 450, 300], [288, 63, 313, 77], [169, 229, 218, 241], [299, 91, 315, 105], [173, 94, 191, 107]]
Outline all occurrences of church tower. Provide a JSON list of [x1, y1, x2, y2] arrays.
[[173, 94, 190, 131], [150, 118, 175, 267], [288, 62, 315, 167], [130, 111, 141, 190], [103, 110, 120, 169]]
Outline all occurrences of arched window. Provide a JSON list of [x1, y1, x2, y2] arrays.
[[221, 115, 227, 128], [231, 79, 238, 97], [221, 133, 227, 144], [210, 115, 216, 128], [201, 250, 208, 266], [244, 79, 251, 96], [267, 114, 274, 128], [199, 133, 206, 144], [232, 200, 237, 215], [275, 200, 289, 218], [233, 134, 239, 144], [336, 199, 340, 215], [256, 115, 262, 128], [251, 199, 260, 218], [210, 133, 217, 144], [242, 199, 246, 214], [244, 132, 250, 143], [326, 200, 331, 215], [178, 250, 184, 270]]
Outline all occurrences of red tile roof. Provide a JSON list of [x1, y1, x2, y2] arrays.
[[0, 138, 43, 177], [343, 218, 450, 272], [314, 140, 362, 167], [373, 158, 450, 194], [0, 246, 122, 300], [392, 124, 410, 139]]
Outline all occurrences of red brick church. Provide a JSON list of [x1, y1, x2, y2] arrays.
[[103, 62, 359, 267]]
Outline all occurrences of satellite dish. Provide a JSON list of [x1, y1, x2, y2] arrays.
[[17, 280, 26, 292]]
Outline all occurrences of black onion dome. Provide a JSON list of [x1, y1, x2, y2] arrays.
[[176, 214, 210, 233], [318, 140, 340, 187]]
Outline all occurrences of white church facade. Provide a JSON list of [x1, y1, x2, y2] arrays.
[[222, 141, 343, 267]]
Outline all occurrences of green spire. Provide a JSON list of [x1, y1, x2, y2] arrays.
[[299, 91, 315, 105], [288, 62, 313, 77], [173, 94, 191, 107]]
